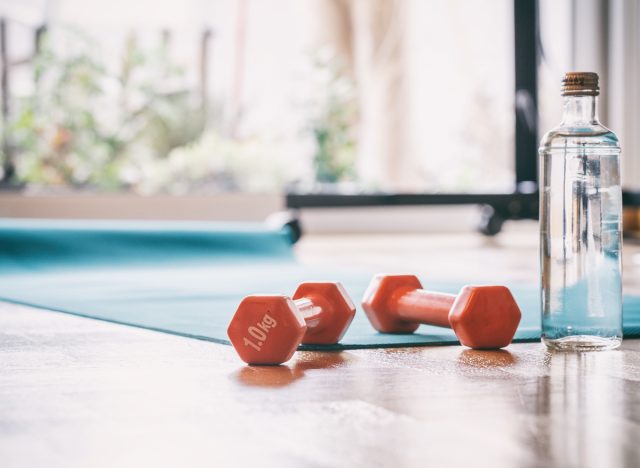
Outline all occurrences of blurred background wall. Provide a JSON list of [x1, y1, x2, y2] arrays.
[[0, 0, 638, 229]]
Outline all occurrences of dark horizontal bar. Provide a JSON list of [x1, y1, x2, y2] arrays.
[[289, 191, 640, 209], [286, 192, 538, 209]]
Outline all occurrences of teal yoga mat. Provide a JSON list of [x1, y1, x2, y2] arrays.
[[1, 219, 639, 349]]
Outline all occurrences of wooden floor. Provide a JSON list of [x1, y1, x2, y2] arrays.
[[2, 222, 640, 468]]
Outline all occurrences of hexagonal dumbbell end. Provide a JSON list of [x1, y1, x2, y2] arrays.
[[293, 282, 356, 345], [449, 286, 521, 349], [227, 296, 306, 365], [361, 274, 424, 333]]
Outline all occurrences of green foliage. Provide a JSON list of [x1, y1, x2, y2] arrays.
[[4, 29, 360, 193], [137, 131, 291, 194], [8, 27, 205, 191], [307, 50, 358, 183]]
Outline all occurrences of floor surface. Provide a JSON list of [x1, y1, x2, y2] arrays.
[[2, 223, 640, 468]]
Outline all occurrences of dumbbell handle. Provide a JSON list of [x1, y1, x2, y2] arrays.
[[393, 289, 456, 328], [293, 296, 326, 329]]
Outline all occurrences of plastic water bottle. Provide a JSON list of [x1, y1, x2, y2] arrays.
[[539, 72, 623, 350]]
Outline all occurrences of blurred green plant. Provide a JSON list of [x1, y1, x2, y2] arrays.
[[307, 49, 358, 183], [137, 131, 292, 195], [4, 29, 360, 193], [8, 27, 205, 191]]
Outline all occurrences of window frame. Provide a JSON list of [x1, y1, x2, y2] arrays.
[[286, 0, 540, 235]]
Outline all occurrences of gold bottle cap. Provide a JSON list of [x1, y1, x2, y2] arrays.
[[561, 72, 599, 96]]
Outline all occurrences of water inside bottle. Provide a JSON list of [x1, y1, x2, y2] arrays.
[[540, 149, 622, 350]]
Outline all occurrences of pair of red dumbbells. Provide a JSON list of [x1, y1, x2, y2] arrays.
[[227, 275, 522, 365]]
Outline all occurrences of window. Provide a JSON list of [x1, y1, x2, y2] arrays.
[[1, 0, 520, 195]]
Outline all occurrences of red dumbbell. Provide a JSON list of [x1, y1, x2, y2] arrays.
[[227, 282, 356, 365], [361, 274, 521, 349]]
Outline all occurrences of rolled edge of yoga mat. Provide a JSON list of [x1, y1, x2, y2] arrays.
[[0, 219, 295, 272]]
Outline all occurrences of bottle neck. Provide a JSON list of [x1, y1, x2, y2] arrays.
[[561, 95, 599, 126]]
